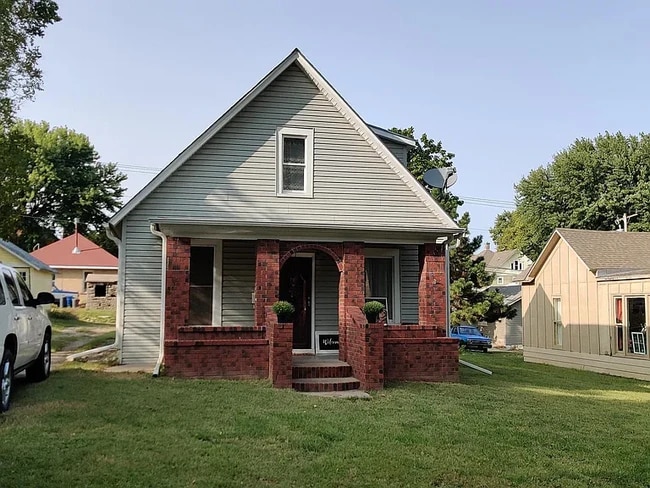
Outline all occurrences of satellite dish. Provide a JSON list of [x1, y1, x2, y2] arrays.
[[423, 167, 457, 190]]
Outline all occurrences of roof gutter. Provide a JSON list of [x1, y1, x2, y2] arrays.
[[150, 224, 167, 377], [66, 223, 124, 362]]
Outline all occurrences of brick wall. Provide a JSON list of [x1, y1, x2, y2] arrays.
[[255, 240, 280, 327], [384, 326, 458, 382], [165, 237, 191, 341], [266, 306, 293, 388], [338, 242, 364, 362], [345, 306, 384, 390], [418, 243, 447, 334], [164, 327, 269, 378]]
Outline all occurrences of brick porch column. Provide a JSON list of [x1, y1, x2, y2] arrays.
[[165, 237, 191, 341], [266, 307, 293, 388], [255, 240, 280, 327], [338, 241, 364, 362], [418, 243, 447, 333]]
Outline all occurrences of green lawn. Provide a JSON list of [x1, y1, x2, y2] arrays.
[[1, 353, 650, 487]]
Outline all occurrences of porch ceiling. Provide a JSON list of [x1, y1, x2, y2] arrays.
[[154, 219, 459, 244]]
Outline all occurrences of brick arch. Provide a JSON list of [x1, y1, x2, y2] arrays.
[[280, 244, 343, 272]]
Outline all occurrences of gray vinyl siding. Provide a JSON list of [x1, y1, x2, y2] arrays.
[[121, 215, 163, 364], [381, 139, 409, 166], [135, 62, 443, 230], [222, 240, 255, 326], [314, 254, 338, 331], [399, 244, 419, 323]]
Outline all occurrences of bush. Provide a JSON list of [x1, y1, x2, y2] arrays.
[[362, 301, 385, 316], [271, 301, 295, 321]]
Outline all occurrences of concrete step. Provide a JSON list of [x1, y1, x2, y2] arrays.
[[292, 377, 361, 393]]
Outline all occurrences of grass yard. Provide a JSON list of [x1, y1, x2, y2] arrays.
[[2, 353, 650, 487], [49, 308, 115, 352]]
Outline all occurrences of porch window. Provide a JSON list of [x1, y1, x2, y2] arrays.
[[276, 127, 313, 197], [189, 241, 223, 325], [552, 297, 562, 346], [365, 249, 400, 323]]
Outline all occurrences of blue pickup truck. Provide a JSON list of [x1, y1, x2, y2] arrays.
[[450, 325, 491, 352]]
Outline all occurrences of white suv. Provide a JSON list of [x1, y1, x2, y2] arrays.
[[0, 263, 55, 412]]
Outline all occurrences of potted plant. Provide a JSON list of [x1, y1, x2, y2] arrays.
[[362, 300, 385, 323], [272, 301, 295, 322]]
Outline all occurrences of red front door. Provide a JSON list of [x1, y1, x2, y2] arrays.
[[280, 257, 312, 350]]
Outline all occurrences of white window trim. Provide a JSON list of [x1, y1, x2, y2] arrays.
[[190, 239, 223, 326], [496, 277, 504, 284], [276, 127, 314, 197], [364, 248, 401, 324], [552, 297, 562, 347]]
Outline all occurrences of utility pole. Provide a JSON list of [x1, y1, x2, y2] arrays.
[[616, 213, 638, 232]]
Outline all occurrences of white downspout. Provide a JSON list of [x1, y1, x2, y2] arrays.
[[66, 223, 124, 362], [150, 224, 167, 377]]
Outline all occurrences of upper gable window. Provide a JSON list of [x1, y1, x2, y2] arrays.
[[276, 127, 314, 197]]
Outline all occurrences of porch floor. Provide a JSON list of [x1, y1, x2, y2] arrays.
[[292, 355, 346, 367]]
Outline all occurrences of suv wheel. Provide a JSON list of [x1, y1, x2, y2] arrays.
[[27, 332, 51, 382], [1, 349, 14, 413]]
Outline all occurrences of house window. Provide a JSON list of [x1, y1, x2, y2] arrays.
[[496, 277, 504, 284], [511, 260, 521, 271], [364, 249, 400, 324], [626, 297, 646, 355], [188, 240, 223, 326], [94, 284, 107, 298], [552, 297, 562, 346], [614, 297, 624, 352], [276, 127, 314, 197], [18, 271, 28, 286]]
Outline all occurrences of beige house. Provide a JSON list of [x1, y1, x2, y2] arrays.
[[522, 229, 650, 381], [0, 239, 56, 294], [31, 232, 118, 308]]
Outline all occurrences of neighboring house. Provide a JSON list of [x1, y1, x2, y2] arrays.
[[475, 243, 532, 347], [480, 284, 522, 348], [0, 239, 55, 294], [107, 49, 462, 391], [476, 243, 532, 286], [31, 232, 118, 309], [521, 228, 650, 381]]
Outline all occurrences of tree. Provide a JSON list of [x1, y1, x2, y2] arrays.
[[394, 127, 515, 325], [1, 120, 126, 253], [491, 132, 650, 259], [0, 0, 61, 128]]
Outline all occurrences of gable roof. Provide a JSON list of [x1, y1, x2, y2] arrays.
[[31, 233, 118, 269], [486, 284, 521, 305], [524, 228, 650, 282], [0, 239, 56, 273], [109, 49, 460, 233], [484, 249, 520, 270]]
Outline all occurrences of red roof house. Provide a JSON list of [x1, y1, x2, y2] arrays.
[[31, 232, 118, 308]]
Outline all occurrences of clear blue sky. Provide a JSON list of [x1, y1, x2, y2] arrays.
[[19, 0, 650, 242]]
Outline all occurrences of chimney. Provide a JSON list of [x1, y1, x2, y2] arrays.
[[485, 242, 491, 251]]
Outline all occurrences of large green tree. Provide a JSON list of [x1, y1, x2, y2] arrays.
[[491, 132, 650, 259], [0, 0, 60, 128], [394, 127, 515, 325], [1, 120, 126, 253]]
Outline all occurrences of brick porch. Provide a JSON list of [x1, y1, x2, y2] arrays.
[[163, 238, 458, 388]]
